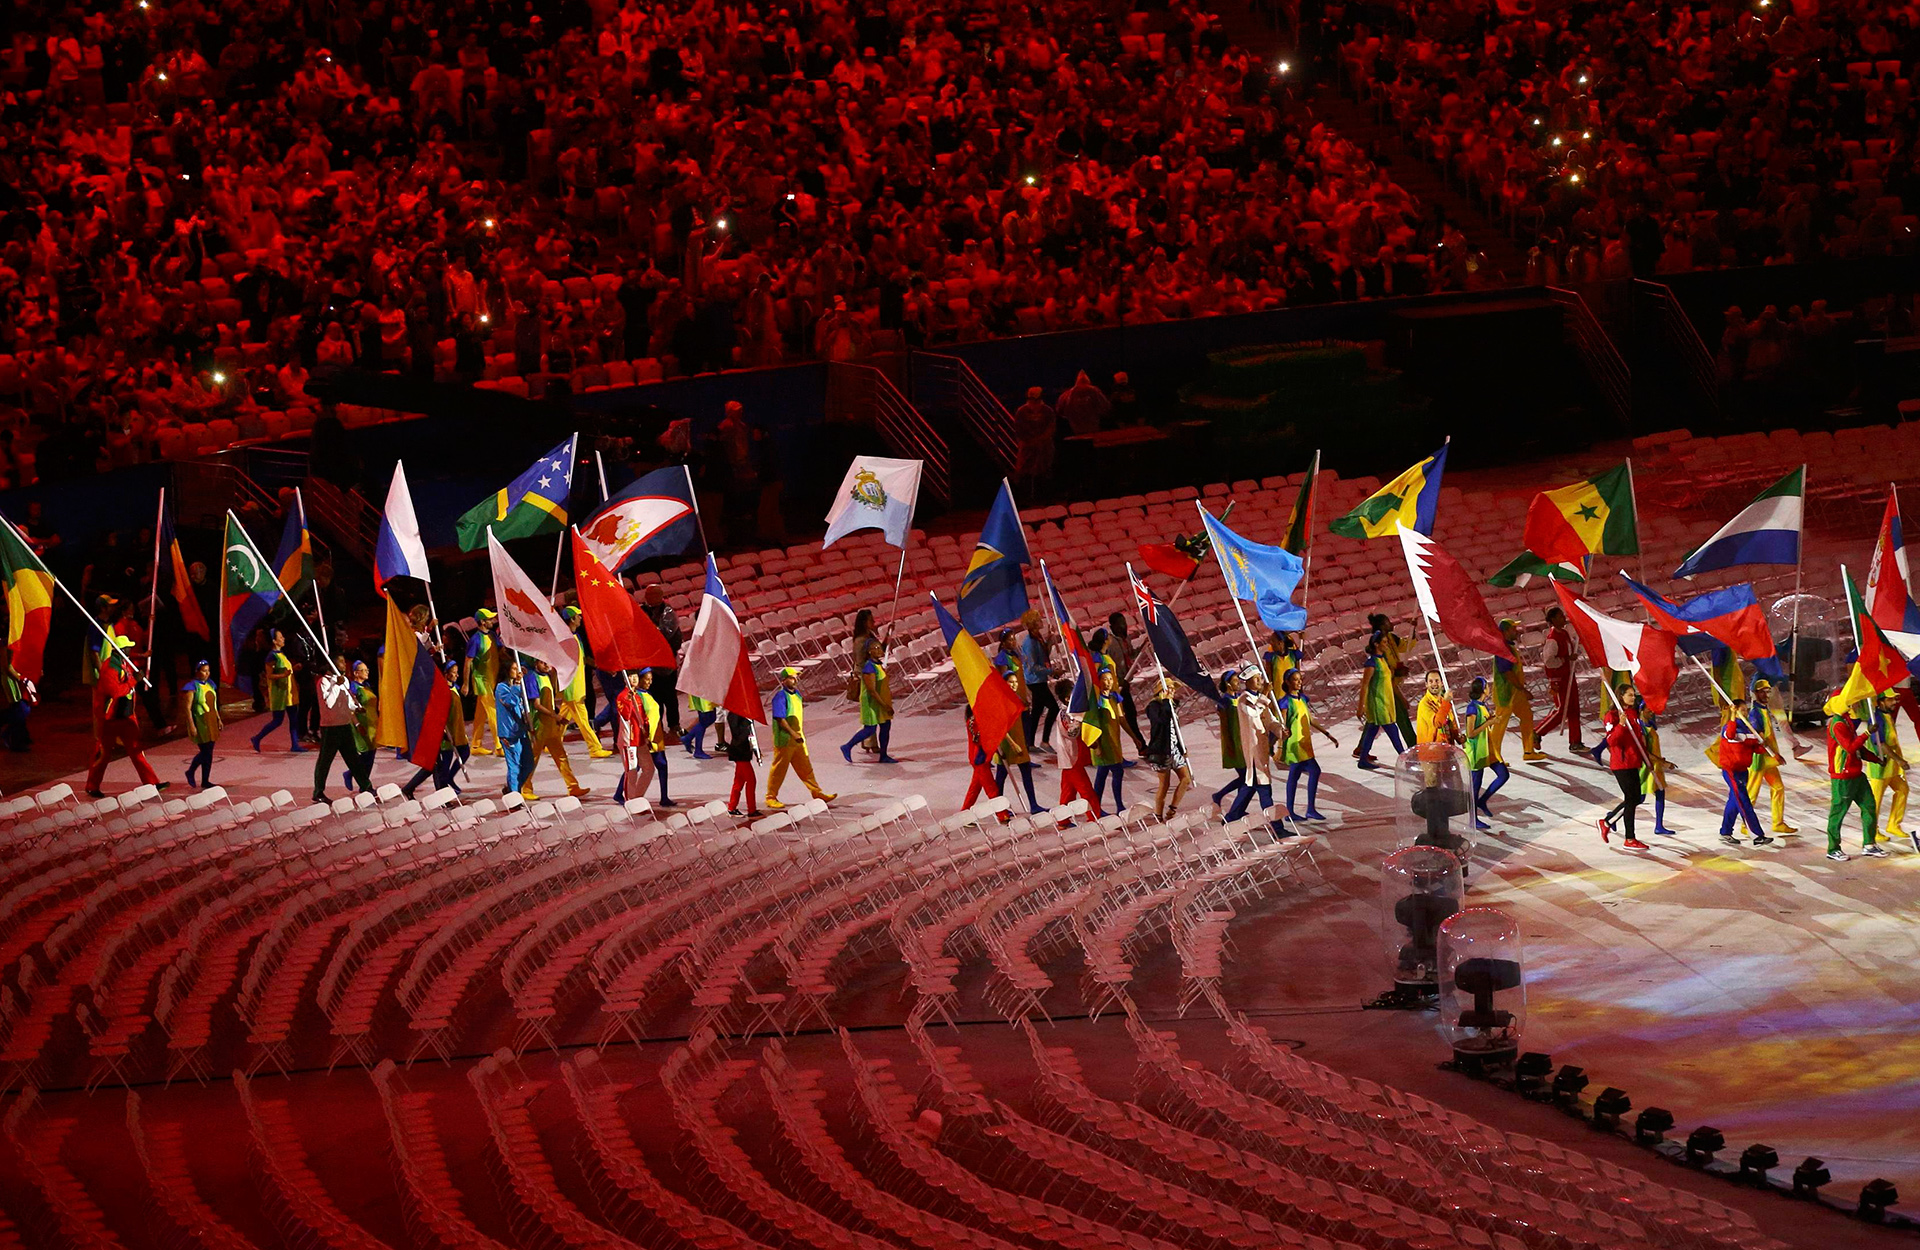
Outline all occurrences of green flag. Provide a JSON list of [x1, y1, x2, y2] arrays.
[[1281, 450, 1318, 556], [454, 436, 577, 551], [1487, 551, 1586, 588]]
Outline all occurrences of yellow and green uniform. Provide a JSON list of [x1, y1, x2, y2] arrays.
[[1218, 695, 1244, 771], [1461, 699, 1493, 769], [1640, 723, 1666, 795], [264, 649, 297, 711], [466, 625, 501, 754], [187, 679, 221, 744], [561, 653, 611, 758], [1490, 652, 1539, 759], [767, 685, 830, 803], [1415, 690, 1456, 744], [525, 672, 585, 798], [1359, 656, 1397, 726], [1265, 643, 1302, 694], [1744, 703, 1792, 831], [1711, 650, 1746, 722], [1867, 706, 1909, 835], [350, 683, 378, 755], [1083, 693, 1124, 767], [859, 660, 891, 726], [1278, 693, 1317, 764]]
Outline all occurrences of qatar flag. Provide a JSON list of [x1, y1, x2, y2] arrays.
[[1553, 582, 1679, 713], [1397, 526, 1513, 661], [578, 466, 699, 572], [486, 530, 580, 689], [678, 555, 766, 723]]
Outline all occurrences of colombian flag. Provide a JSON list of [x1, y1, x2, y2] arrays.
[[1329, 444, 1447, 539], [1523, 463, 1639, 566], [377, 593, 452, 766], [0, 515, 53, 682], [934, 596, 1024, 756]]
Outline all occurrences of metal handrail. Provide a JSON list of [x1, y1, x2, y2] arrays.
[[1546, 286, 1632, 427], [301, 475, 380, 567], [826, 363, 952, 504], [1634, 279, 1720, 417], [910, 353, 1020, 474]]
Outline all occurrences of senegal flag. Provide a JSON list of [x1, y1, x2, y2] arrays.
[[1329, 444, 1447, 539], [1281, 450, 1319, 555], [454, 435, 576, 550], [0, 516, 54, 682], [1523, 463, 1638, 566]]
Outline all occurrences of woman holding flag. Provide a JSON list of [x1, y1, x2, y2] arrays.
[[1355, 636, 1405, 769], [1143, 677, 1190, 820], [1598, 684, 1651, 849], [839, 638, 896, 764]]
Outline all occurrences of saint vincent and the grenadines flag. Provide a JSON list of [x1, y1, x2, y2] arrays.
[[455, 436, 577, 551], [1524, 462, 1639, 567], [958, 480, 1032, 634], [1330, 443, 1447, 539], [0, 515, 54, 683], [934, 595, 1024, 755]]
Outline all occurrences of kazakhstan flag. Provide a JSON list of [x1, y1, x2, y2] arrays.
[[1199, 506, 1306, 632], [958, 480, 1032, 634], [455, 435, 577, 550]]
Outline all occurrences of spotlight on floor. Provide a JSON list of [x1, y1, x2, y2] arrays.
[[1633, 1107, 1674, 1144], [1550, 1065, 1588, 1105], [1513, 1052, 1553, 1094], [1738, 1144, 1778, 1183], [1592, 1087, 1630, 1128], [1685, 1126, 1725, 1165], [1792, 1157, 1830, 1197], [1860, 1179, 1900, 1221]]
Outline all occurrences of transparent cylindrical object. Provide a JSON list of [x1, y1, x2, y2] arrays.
[[1394, 741, 1472, 869], [1767, 593, 1837, 724], [1379, 845, 1464, 990], [1437, 907, 1525, 1064]]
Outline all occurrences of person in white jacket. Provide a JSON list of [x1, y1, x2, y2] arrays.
[[312, 660, 369, 803]]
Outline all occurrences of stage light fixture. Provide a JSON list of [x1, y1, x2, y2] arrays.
[[1792, 1157, 1830, 1195], [1737, 1144, 1778, 1182], [1860, 1179, 1899, 1221], [1024, 175, 1036, 185], [210, 372, 226, 385], [1685, 1126, 1725, 1165], [716, 218, 729, 231], [1592, 1087, 1630, 1127], [1569, 174, 1581, 183], [1550, 1065, 1587, 1103], [1277, 61, 1291, 74], [1513, 1052, 1552, 1089], [1633, 1107, 1674, 1144]]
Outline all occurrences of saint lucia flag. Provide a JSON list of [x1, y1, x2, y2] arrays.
[[957, 480, 1031, 634]]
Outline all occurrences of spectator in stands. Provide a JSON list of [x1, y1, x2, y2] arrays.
[[1057, 371, 1112, 437], [1013, 387, 1058, 494]]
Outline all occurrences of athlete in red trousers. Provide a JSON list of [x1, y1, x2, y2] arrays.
[[87, 635, 162, 797], [1534, 607, 1583, 749]]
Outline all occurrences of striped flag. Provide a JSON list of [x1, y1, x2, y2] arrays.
[[374, 461, 432, 590], [677, 555, 765, 723], [933, 597, 1025, 755], [0, 515, 53, 683], [1673, 466, 1803, 579]]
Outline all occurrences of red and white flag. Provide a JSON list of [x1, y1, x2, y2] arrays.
[[1866, 487, 1920, 659], [1398, 526, 1513, 660], [487, 530, 580, 689], [1552, 582, 1678, 712], [678, 554, 766, 723]]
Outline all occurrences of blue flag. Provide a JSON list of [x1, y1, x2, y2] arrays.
[[579, 465, 699, 572], [1130, 569, 1222, 704], [1199, 506, 1306, 632], [958, 481, 1032, 634]]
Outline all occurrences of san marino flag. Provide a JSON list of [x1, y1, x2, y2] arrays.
[[823, 455, 922, 548]]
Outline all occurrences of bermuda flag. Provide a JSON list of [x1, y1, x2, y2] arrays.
[[678, 554, 765, 723], [1673, 466, 1803, 578], [1553, 582, 1679, 713], [1041, 559, 1098, 713], [1397, 526, 1513, 660], [1621, 574, 1775, 660], [374, 461, 433, 590], [1865, 487, 1920, 660], [1130, 567, 1221, 703]]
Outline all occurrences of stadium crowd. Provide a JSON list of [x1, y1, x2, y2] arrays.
[[0, 0, 1470, 488]]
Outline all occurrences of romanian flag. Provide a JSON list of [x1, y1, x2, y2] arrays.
[[957, 480, 1032, 634], [377, 593, 452, 766], [1523, 463, 1638, 566], [1330, 444, 1447, 539], [934, 596, 1024, 756], [1282, 450, 1319, 555], [158, 500, 209, 639], [272, 492, 315, 599], [0, 515, 54, 682], [454, 435, 577, 550]]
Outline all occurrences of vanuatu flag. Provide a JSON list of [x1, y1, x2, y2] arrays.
[[1282, 450, 1319, 555], [1523, 462, 1638, 567], [454, 435, 577, 550], [1329, 444, 1447, 539], [957, 480, 1032, 635], [220, 514, 284, 692], [0, 515, 54, 682]]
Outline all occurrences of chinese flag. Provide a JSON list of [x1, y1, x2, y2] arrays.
[[571, 529, 676, 672]]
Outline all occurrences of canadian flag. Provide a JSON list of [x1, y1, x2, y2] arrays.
[[1553, 582, 1678, 713], [1397, 527, 1513, 661]]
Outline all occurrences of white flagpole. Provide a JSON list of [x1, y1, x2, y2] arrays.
[[1784, 464, 1807, 726], [146, 488, 165, 666], [293, 487, 328, 650], [1197, 500, 1275, 715], [2, 512, 152, 688], [227, 510, 342, 680], [595, 448, 611, 501]]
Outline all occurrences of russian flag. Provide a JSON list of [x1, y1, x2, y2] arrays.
[[1673, 467, 1803, 578], [678, 554, 766, 723], [1622, 574, 1775, 661], [374, 461, 433, 590]]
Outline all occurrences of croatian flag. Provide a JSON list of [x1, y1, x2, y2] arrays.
[[374, 461, 433, 590], [823, 455, 922, 548], [1865, 487, 1920, 662], [1673, 466, 1803, 578], [1554, 582, 1679, 713], [679, 554, 766, 722], [1621, 574, 1775, 660]]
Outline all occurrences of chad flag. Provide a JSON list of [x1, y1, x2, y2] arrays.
[[0, 515, 53, 682], [1329, 444, 1447, 539], [1524, 463, 1639, 566], [935, 596, 1024, 756]]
